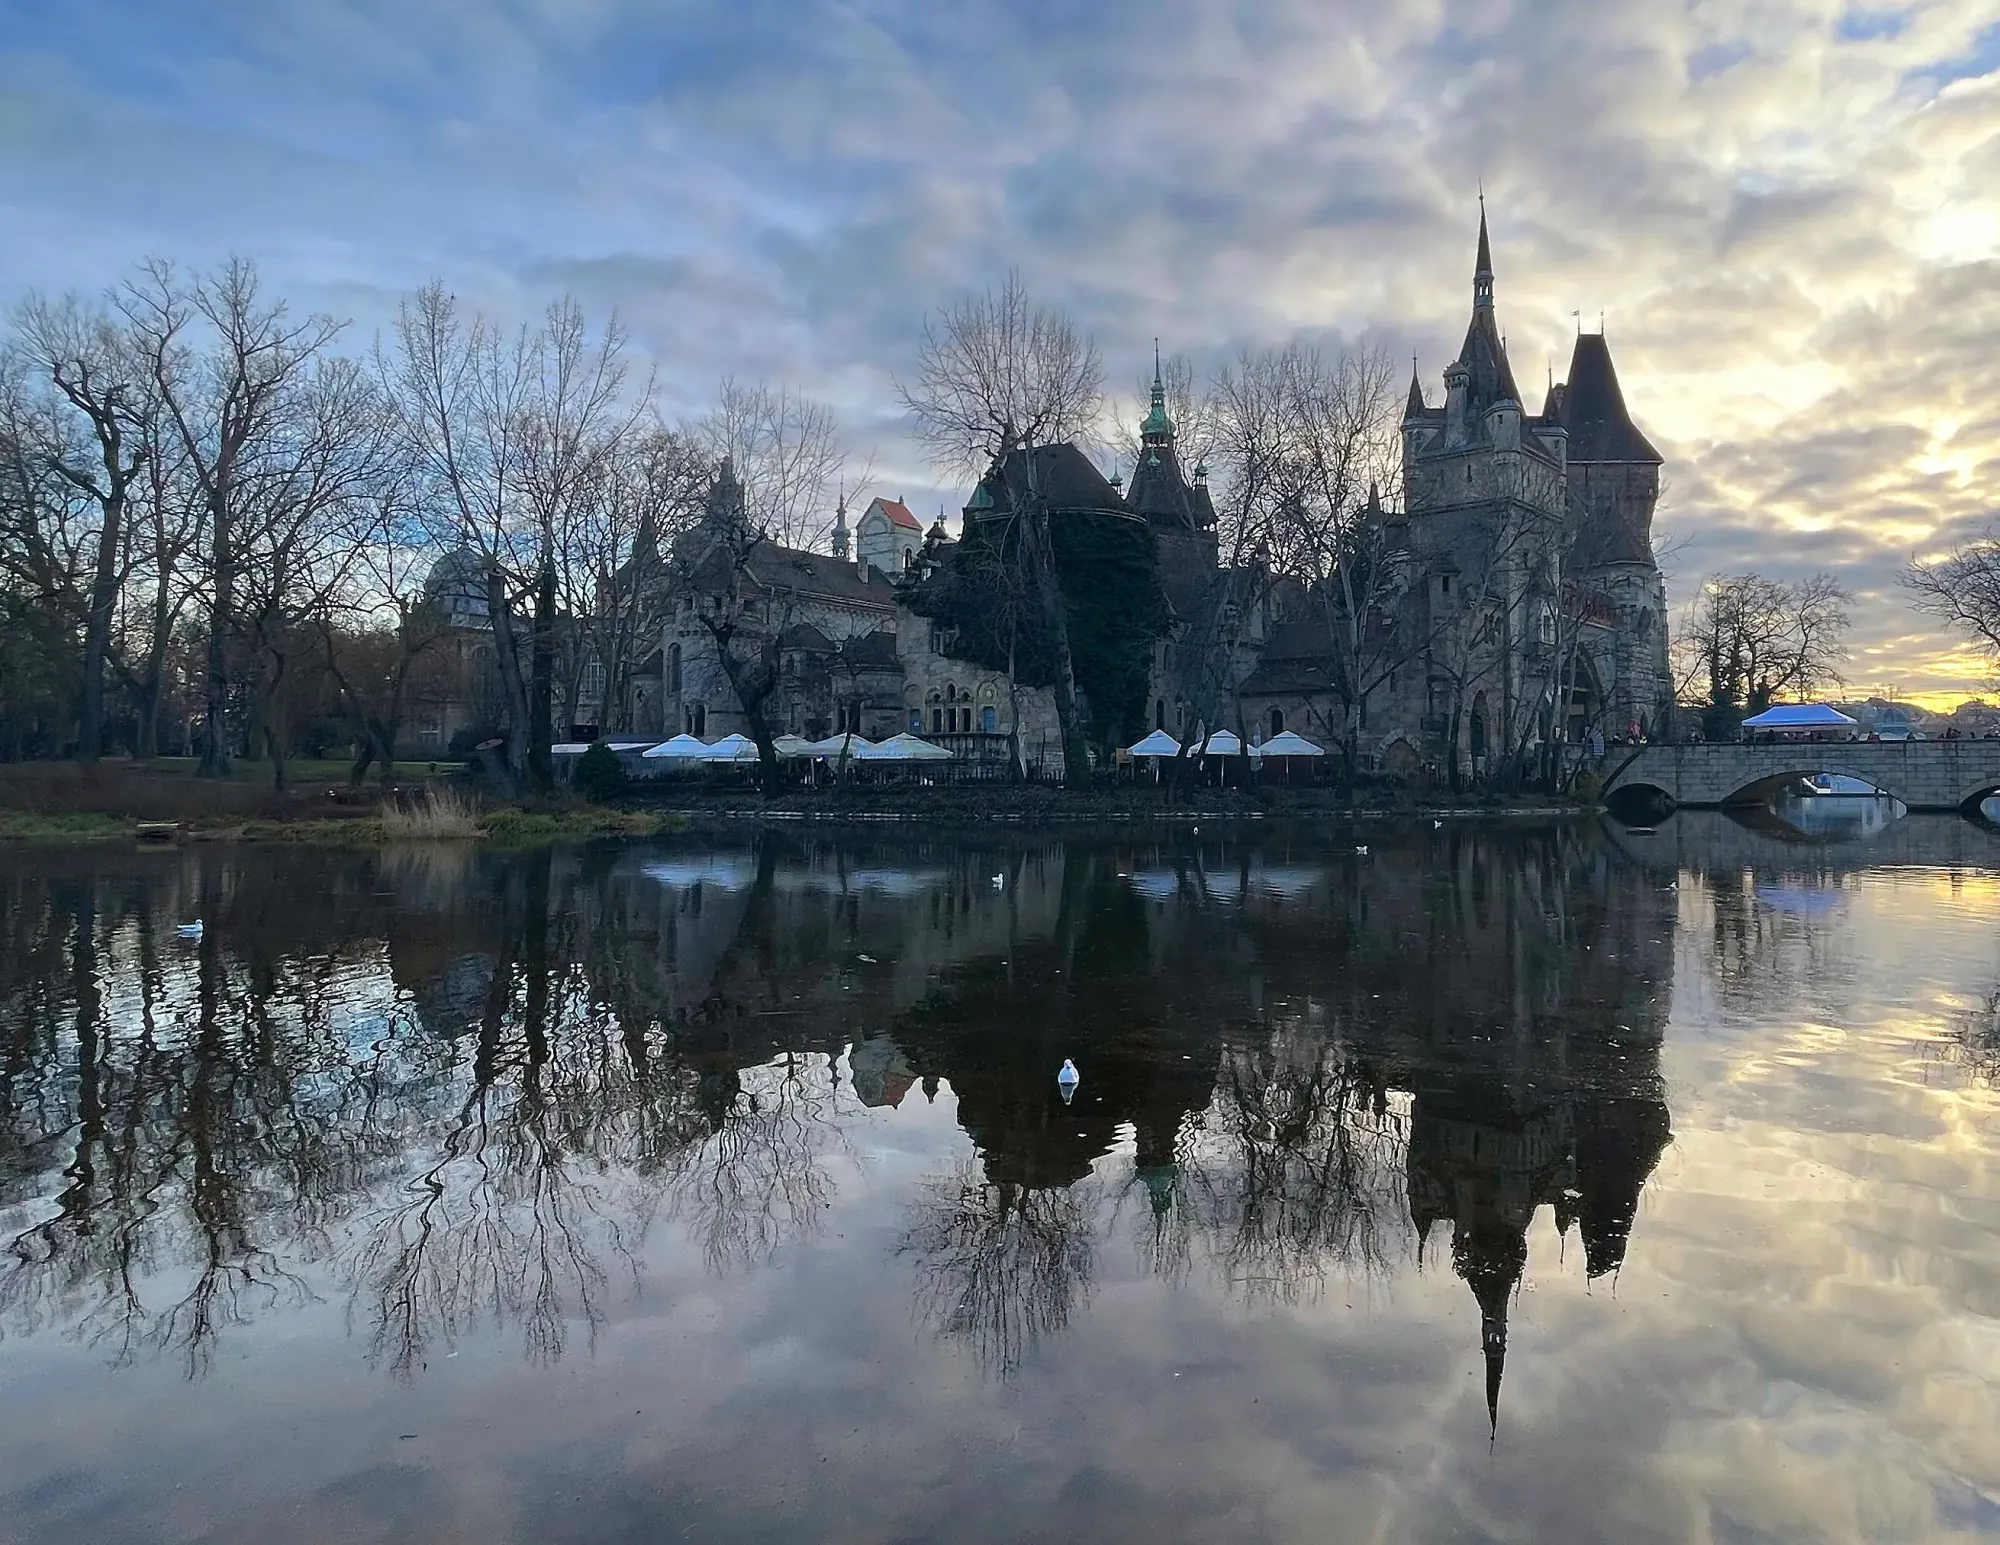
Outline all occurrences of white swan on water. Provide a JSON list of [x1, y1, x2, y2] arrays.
[[1057, 1059, 1079, 1090]]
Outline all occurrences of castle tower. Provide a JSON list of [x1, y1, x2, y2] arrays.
[[1554, 331, 1671, 736], [1124, 343, 1216, 550], [831, 487, 850, 560]]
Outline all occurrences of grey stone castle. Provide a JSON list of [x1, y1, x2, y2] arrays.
[[417, 210, 1670, 782]]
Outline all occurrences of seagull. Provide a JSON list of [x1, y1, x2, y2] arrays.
[[175, 920, 203, 940], [1433, 819, 1444, 829]]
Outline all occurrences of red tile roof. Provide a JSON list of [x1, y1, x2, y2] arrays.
[[871, 497, 922, 531]]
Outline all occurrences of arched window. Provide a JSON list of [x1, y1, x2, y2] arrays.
[[981, 705, 997, 733], [1156, 699, 1166, 731], [669, 643, 681, 694], [688, 703, 706, 737], [932, 707, 943, 734], [1269, 708, 1285, 737]]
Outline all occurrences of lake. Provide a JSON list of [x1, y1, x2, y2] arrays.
[[3, 809, 2000, 1542]]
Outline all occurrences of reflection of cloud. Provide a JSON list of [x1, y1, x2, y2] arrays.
[[1752, 883, 1849, 915], [640, 855, 950, 899], [640, 856, 759, 893]]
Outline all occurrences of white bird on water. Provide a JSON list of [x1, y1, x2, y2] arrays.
[[1057, 1059, 1080, 1091], [175, 920, 203, 940]]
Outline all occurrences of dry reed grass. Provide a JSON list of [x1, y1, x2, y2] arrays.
[[379, 786, 482, 839]]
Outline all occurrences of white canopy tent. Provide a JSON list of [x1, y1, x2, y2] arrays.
[[803, 732, 881, 761], [873, 733, 955, 762], [1203, 729, 1244, 756], [702, 733, 760, 763], [1126, 730, 1181, 758], [773, 734, 815, 759], [641, 734, 713, 760], [1252, 731, 1325, 758]]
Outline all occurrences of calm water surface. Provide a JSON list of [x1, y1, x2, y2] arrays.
[[4, 812, 2000, 1542]]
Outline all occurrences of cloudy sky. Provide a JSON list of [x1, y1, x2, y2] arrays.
[[2, 0, 1997, 700]]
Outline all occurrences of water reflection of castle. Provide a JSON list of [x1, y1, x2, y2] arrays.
[[0, 829, 1674, 1427]]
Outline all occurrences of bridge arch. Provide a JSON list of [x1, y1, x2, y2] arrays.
[[1603, 743, 2000, 818], [1712, 766, 1900, 809]]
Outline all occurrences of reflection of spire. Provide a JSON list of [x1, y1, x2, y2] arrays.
[[1458, 1223, 1525, 1438]]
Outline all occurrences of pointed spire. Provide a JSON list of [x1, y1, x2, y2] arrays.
[[1405, 357, 1427, 420], [1141, 343, 1175, 443], [831, 481, 850, 558], [1474, 195, 1495, 312]]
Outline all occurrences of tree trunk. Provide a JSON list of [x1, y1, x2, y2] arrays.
[[528, 557, 556, 794], [77, 497, 125, 763], [486, 568, 532, 791], [199, 493, 232, 778], [1012, 467, 1087, 785]]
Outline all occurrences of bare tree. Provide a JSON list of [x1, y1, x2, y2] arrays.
[[897, 271, 1104, 475], [514, 296, 651, 788], [1905, 532, 2000, 675], [9, 296, 151, 761], [897, 274, 1105, 779], [120, 258, 348, 777], [1673, 571, 1851, 737], [690, 378, 845, 550], [559, 424, 708, 736]]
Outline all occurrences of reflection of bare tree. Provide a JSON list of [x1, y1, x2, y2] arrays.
[[0, 845, 852, 1382], [1940, 985, 2000, 1087], [655, 1053, 843, 1274], [1166, 1032, 1405, 1306], [898, 1166, 1095, 1378], [1, 902, 386, 1376]]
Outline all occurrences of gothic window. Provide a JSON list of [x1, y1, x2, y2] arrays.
[[1270, 708, 1284, 737], [669, 643, 682, 694], [1156, 699, 1166, 730], [687, 703, 706, 737], [932, 708, 943, 734], [581, 660, 606, 709], [1540, 603, 1558, 646], [981, 706, 997, 733]]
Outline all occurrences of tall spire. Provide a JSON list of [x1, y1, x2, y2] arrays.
[[1404, 356, 1427, 420], [1474, 195, 1494, 312], [1140, 340, 1175, 445], [831, 482, 850, 559]]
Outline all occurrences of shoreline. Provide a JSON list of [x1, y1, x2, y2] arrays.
[[0, 799, 1594, 845]]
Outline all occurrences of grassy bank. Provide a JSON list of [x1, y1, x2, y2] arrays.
[[0, 758, 1589, 844], [0, 763, 687, 844]]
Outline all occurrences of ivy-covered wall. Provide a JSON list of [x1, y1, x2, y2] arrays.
[[904, 504, 1168, 756]]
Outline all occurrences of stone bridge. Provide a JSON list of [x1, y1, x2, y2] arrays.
[[1603, 742, 2000, 814]]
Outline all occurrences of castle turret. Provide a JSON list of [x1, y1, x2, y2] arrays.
[[831, 487, 850, 560]]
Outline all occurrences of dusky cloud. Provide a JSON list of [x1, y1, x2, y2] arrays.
[[3, 0, 1997, 697]]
